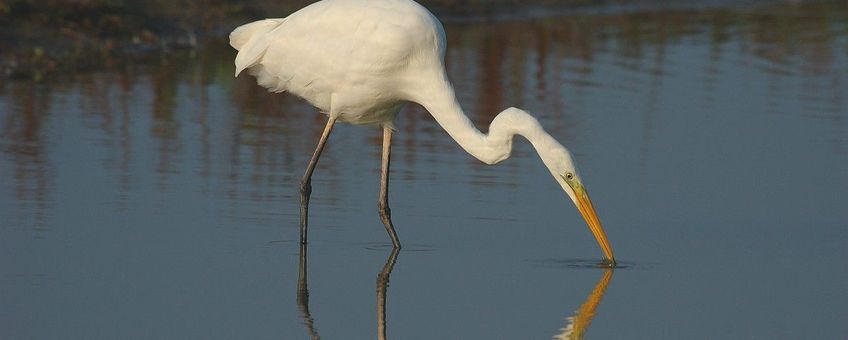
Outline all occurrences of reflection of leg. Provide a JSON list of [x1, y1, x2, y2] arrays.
[[300, 117, 337, 245], [376, 248, 400, 340], [378, 127, 401, 248], [297, 244, 321, 339]]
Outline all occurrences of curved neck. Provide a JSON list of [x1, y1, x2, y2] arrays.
[[409, 74, 560, 166]]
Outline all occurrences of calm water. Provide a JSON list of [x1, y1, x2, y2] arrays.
[[2, 2, 847, 339]]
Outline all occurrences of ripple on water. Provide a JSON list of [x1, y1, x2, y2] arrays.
[[361, 242, 435, 252], [527, 258, 643, 270]]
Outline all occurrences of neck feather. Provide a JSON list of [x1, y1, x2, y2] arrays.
[[410, 74, 561, 166]]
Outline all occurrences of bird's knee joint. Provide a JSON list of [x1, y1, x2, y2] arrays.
[[300, 180, 312, 195], [378, 203, 391, 217]]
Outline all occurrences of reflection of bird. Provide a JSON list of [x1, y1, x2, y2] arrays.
[[376, 248, 400, 340], [297, 245, 399, 340], [555, 269, 614, 339], [296, 245, 321, 340], [230, 0, 614, 263]]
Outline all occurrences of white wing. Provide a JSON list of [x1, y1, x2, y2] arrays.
[[231, 18, 286, 76]]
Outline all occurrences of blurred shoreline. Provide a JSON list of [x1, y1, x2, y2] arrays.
[[0, 0, 844, 79]]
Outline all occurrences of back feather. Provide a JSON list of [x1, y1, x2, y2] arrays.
[[230, 18, 285, 77]]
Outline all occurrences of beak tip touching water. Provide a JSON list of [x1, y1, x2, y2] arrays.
[[573, 186, 616, 267]]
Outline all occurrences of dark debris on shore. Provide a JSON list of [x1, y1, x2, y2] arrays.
[[0, 0, 606, 80], [1, 0, 266, 79]]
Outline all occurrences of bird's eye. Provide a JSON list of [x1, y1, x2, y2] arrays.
[[565, 172, 574, 180]]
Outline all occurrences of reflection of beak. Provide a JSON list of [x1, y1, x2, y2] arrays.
[[555, 268, 613, 340], [573, 186, 616, 266]]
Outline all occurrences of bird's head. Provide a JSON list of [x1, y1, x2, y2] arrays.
[[543, 144, 616, 266]]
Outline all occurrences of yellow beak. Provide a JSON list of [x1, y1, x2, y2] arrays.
[[573, 186, 616, 266]]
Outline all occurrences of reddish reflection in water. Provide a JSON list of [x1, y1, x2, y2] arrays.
[[1, 82, 52, 233]]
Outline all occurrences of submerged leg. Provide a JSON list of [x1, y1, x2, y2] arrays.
[[300, 117, 337, 245], [378, 126, 402, 248]]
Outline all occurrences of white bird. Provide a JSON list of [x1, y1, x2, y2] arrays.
[[230, 0, 615, 264]]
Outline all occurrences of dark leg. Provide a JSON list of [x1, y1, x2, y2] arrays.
[[300, 117, 337, 245], [378, 127, 401, 248]]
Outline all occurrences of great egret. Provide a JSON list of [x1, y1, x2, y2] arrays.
[[230, 0, 615, 264]]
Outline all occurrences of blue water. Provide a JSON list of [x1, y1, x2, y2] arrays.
[[2, 2, 847, 339]]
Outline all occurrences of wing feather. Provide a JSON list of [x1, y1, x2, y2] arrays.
[[230, 18, 285, 77]]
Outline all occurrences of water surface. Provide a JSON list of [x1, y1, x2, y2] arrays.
[[2, 2, 847, 339]]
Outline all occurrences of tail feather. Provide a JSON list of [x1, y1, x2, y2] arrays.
[[230, 18, 285, 77]]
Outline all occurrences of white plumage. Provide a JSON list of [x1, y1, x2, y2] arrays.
[[232, 0, 444, 126], [230, 0, 615, 264]]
